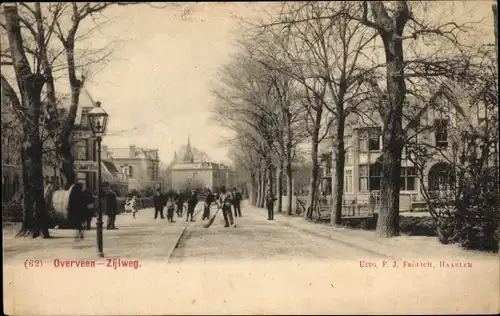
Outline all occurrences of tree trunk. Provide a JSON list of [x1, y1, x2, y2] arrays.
[[276, 159, 283, 212], [256, 166, 262, 206], [4, 5, 50, 238], [18, 75, 50, 238], [259, 165, 267, 208], [286, 162, 293, 216], [58, 131, 76, 189], [58, 39, 83, 189], [249, 171, 257, 205], [376, 29, 407, 237], [331, 116, 346, 225], [305, 125, 320, 220]]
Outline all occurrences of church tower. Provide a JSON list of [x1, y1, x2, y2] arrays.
[[183, 134, 194, 163]]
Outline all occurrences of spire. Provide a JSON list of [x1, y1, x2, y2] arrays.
[[183, 134, 194, 163], [173, 151, 178, 162]]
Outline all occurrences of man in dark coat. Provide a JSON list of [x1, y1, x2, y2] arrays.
[[105, 186, 118, 229], [232, 187, 242, 218], [81, 185, 96, 230], [186, 189, 198, 222], [175, 189, 185, 217], [153, 189, 166, 219], [218, 186, 234, 227], [265, 188, 277, 220], [69, 183, 86, 240]]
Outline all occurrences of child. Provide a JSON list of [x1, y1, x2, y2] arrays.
[[166, 192, 176, 223], [130, 196, 138, 218]]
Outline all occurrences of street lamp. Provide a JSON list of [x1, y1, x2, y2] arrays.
[[88, 101, 109, 258]]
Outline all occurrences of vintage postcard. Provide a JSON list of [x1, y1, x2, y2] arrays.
[[2, 1, 499, 315]]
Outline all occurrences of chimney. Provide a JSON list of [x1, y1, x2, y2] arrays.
[[151, 149, 159, 160], [129, 145, 136, 158]]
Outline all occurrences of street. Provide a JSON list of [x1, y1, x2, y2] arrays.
[[3, 203, 499, 315]]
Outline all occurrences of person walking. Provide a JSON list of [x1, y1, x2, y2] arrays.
[[81, 184, 95, 230], [186, 189, 198, 222], [153, 189, 166, 219], [232, 187, 242, 218], [175, 189, 185, 218], [219, 186, 235, 227], [69, 183, 86, 240], [165, 190, 176, 223], [130, 195, 139, 219], [202, 188, 217, 220], [105, 186, 119, 229], [265, 188, 277, 220]]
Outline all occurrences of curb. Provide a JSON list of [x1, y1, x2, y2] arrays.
[[166, 207, 203, 263]]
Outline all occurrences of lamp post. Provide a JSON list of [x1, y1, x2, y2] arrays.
[[88, 101, 109, 258]]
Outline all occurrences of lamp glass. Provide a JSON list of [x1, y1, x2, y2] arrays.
[[88, 104, 109, 137]]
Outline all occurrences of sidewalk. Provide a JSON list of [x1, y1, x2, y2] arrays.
[[245, 202, 499, 261], [3, 206, 202, 264]]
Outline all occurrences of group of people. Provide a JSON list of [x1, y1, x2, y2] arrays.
[[70, 182, 119, 240], [152, 186, 243, 227], [68, 183, 248, 240]]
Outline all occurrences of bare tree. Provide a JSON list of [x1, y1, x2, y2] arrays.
[[1, 4, 50, 238], [212, 52, 294, 208], [4, 3, 176, 189], [248, 2, 381, 224]]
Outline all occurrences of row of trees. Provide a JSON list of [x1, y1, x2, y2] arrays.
[[0, 3, 168, 238], [213, 1, 498, 243]]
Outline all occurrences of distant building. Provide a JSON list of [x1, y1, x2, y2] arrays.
[[102, 144, 161, 192], [170, 136, 235, 190]]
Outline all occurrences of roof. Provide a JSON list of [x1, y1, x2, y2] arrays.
[[171, 161, 232, 171], [102, 160, 120, 175], [174, 144, 211, 163]]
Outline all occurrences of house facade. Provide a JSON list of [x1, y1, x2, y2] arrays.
[[1, 102, 128, 201], [48, 105, 129, 195], [102, 145, 162, 192], [170, 137, 235, 190], [319, 85, 490, 211]]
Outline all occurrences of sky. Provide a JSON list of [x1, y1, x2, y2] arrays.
[[77, 1, 494, 168], [2, 2, 495, 167], [80, 3, 263, 166]]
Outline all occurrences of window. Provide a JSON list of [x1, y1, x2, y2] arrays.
[[435, 119, 448, 148], [75, 139, 89, 160], [368, 127, 382, 151], [359, 165, 368, 192], [369, 163, 382, 191], [400, 167, 417, 191], [344, 136, 352, 163], [344, 170, 353, 193], [127, 166, 133, 178], [359, 135, 368, 152]]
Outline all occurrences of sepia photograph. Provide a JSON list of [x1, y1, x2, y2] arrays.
[[2, 1, 499, 315]]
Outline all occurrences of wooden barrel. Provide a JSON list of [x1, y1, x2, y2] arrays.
[[50, 184, 75, 221]]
